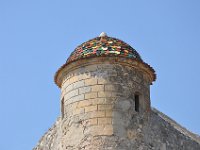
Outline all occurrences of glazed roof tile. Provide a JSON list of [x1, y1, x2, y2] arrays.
[[66, 34, 142, 64], [54, 33, 156, 87]]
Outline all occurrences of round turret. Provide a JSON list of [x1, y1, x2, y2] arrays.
[[54, 33, 156, 149]]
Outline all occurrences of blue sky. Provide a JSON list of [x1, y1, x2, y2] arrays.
[[0, 0, 200, 149]]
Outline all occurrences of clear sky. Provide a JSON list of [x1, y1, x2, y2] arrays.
[[0, 0, 200, 149]]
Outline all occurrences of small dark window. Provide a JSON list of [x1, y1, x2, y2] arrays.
[[61, 98, 64, 119], [135, 94, 139, 112]]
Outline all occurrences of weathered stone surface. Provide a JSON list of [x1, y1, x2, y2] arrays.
[[33, 118, 62, 150], [33, 108, 200, 150], [34, 57, 200, 150]]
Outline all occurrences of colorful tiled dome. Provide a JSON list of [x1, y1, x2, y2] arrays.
[[66, 32, 143, 64], [55, 32, 156, 87]]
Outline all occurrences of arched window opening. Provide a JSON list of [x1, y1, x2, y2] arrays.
[[135, 94, 139, 112], [61, 98, 64, 119]]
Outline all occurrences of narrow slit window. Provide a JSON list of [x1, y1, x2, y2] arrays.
[[61, 98, 64, 119], [135, 94, 139, 112]]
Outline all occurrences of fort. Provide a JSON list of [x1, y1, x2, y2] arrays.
[[34, 33, 200, 150]]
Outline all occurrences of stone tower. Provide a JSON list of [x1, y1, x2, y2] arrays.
[[34, 33, 200, 150]]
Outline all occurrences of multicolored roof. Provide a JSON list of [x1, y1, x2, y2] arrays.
[[66, 32, 143, 64], [55, 33, 156, 87]]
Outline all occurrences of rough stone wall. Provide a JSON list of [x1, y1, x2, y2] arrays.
[[33, 109, 200, 150], [33, 117, 62, 150], [58, 61, 152, 149], [146, 108, 200, 150], [34, 59, 200, 150]]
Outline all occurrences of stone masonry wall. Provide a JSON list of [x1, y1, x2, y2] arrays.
[[34, 58, 200, 150], [59, 60, 151, 149], [33, 109, 200, 150], [33, 118, 62, 150], [146, 108, 200, 150]]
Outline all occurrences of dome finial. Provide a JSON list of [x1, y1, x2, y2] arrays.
[[99, 32, 107, 37]]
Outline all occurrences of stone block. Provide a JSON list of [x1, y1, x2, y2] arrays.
[[106, 110, 113, 117], [79, 86, 91, 94], [64, 89, 78, 100], [105, 84, 121, 91], [77, 99, 92, 108], [91, 98, 107, 105], [77, 98, 109, 109], [61, 78, 70, 89], [65, 83, 74, 93], [85, 92, 97, 99], [85, 98, 107, 104], [104, 98, 116, 104], [85, 105, 97, 112], [67, 94, 85, 104], [105, 84, 114, 91], [73, 108, 85, 115], [73, 80, 85, 89], [98, 91, 112, 98], [98, 104, 113, 111], [98, 117, 112, 125], [91, 85, 104, 91], [84, 111, 105, 119], [69, 76, 80, 84], [103, 125, 113, 135], [85, 78, 98, 86]]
